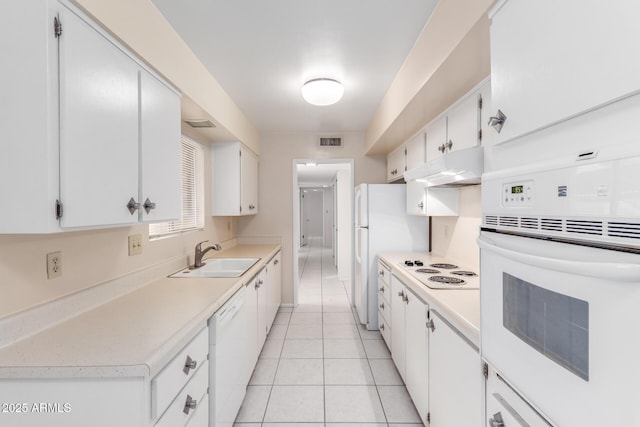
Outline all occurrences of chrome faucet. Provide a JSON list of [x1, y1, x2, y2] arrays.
[[192, 240, 222, 269]]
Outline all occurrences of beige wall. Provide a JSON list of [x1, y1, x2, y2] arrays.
[[0, 140, 235, 319], [236, 132, 386, 304], [431, 185, 482, 272]]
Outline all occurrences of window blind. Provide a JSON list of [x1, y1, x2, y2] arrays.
[[149, 137, 204, 238]]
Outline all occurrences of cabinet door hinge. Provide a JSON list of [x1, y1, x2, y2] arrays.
[[478, 94, 483, 110], [478, 128, 483, 142], [483, 361, 489, 379], [427, 412, 431, 424], [55, 199, 64, 220], [54, 16, 62, 38], [239, 149, 242, 157], [239, 205, 242, 213]]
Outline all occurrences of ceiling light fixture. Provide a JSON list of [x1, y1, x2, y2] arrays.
[[301, 78, 344, 106]]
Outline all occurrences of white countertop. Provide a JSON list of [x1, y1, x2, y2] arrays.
[[378, 252, 480, 346], [0, 244, 280, 379]]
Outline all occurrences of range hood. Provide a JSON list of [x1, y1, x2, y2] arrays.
[[404, 145, 484, 187]]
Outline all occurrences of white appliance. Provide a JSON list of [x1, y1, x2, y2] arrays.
[[355, 184, 428, 330], [479, 143, 640, 426], [210, 286, 247, 427], [396, 257, 479, 289]]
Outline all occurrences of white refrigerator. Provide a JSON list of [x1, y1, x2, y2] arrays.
[[354, 184, 429, 330]]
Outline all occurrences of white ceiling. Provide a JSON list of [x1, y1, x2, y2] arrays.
[[297, 163, 349, 186], [152, 0, 437, 133]]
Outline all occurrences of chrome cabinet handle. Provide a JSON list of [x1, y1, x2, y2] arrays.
[[380, 324, 385, 331], [488, 109, 507, 133], [379, 303, 385, 309], [403, 294, 409, 304], [126, 197, 140, 215], [379, 270, 384, 277], [274, 259, 279, 265], [183, 355, 197, 375], [438, 144, 446, 153], [249, 204, 256, 210], [426, 319, 435, 332], [183, 395, 197, 415], [379, 286, 384, 293], [418, 201, 424, 209], [445, 140, 453, 150], [397, 290, 404, 297], [489, 412, 505, 427], [143, 198, 156, 214]]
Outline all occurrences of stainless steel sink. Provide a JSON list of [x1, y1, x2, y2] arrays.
[[170, 257, 260, 278]]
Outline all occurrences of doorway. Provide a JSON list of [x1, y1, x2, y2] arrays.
[[292, 160, 354, 307]]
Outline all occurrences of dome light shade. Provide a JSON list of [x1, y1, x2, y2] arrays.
[[301, 78, 344, 106]]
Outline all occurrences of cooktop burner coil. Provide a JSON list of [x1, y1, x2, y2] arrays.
[[429, 263, 459, 269], [428, 275, 466, 285], [451, 270, 478, 277], [415, 268, 441, 274]]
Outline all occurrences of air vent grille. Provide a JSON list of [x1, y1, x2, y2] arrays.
[[484, 215, 640, 247], [566, 220, 603, 236], [484, 215, 498, 226], [520, 217, 539, 230], [540, 218, 563, 232], [608, 222, 640, 240], [319, 137, 342, 147], [499, 216, 519, 227]]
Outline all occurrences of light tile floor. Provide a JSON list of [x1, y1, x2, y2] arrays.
[[235, 238, 423, 427]]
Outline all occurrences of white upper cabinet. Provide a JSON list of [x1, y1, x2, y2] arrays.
[[386, 144, 406, 182], [425, 116, 447, 162], [447, 90, 481, 154], [0, 1, 181, 233], [139, 70, 181, 223], [211, 142, 259, 216], [488, 0, 640, 144], [405, 131, 426, 172], [58, 6, 140, 229]]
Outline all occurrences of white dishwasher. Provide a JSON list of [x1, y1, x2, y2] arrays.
[[210, 286, 249, 427]]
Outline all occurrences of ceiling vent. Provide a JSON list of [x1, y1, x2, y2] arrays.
[[184, 119, 216, 128], [319, 136, 342, 147]]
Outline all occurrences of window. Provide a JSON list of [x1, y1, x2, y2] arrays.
[[149, 137, 204, 238]]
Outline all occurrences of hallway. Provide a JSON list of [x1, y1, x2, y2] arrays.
[[234, 238, 423, 426]]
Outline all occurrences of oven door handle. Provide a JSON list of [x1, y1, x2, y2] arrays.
[[478, 233, 640, 282]]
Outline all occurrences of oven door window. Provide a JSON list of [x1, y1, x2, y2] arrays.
[[503, 273, 589, 381]]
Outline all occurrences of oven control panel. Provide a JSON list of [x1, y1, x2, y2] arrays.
[[502, 181, 534, 207]]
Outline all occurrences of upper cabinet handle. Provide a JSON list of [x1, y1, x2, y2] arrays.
[[126, 197, 140, 215], [143, 198, 156, 214], [488, 110, 507, 133]]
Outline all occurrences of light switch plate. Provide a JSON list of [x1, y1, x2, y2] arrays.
[[128, 234, 143, 256]]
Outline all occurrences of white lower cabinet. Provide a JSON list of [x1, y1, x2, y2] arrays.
[[265, 251, 282, 333], [428, 310, 482, 427], [255, 268, 268, 352], [390, 275, 429, 423]]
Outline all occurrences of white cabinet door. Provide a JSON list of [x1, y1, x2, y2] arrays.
[[428, 311, 482, 427], [406, 181, 427, 216], [139, 70, 181, 223], [58, 6, 139, 229], [240, 146, 259, 215], [447, 91, 480, 153], [266, 252, 282, 332], [425, 116, 447, 162], [404, 290, 429, 425], [387, 145, 406, 182], [405, 131, 426, 171], [256, 269, 268, 352], [489, 0, 640, 144], [244, 279, 259, 379], [390, 275, 406, 379]]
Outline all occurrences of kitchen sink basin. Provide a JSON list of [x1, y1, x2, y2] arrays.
[[170, 257, 260, 278]]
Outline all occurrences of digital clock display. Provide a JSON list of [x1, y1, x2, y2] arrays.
[[511, 185, 524, 194]]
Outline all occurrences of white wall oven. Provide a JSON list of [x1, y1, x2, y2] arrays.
[[479, 143, 640, 426]]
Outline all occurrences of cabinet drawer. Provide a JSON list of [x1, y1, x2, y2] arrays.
[[377, 262, 391, 285], [377, 277, 390, 306], [152, 327, 208, 419], [378, 294, 391, 325], [155, 363, 209, 427], [379, 313, 391, 350]]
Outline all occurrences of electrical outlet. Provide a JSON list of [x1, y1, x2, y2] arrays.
[[47, 251, 62, 279], [128, 234, 143, 256]]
